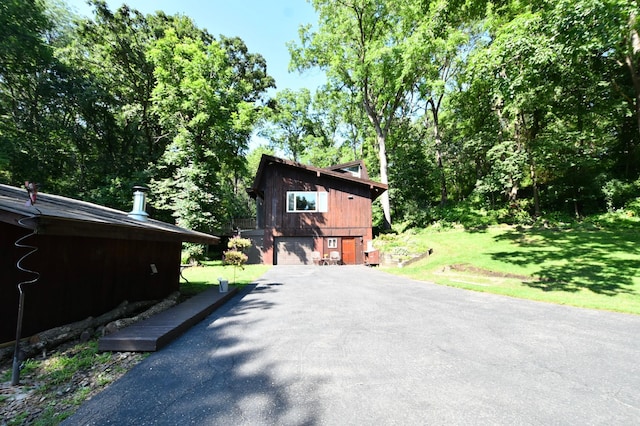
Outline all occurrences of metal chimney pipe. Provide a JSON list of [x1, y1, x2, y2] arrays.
[[128, 185, 149, 221]]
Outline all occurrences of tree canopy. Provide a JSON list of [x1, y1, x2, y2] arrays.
[[1, 0, 272, 233], [2, 0, 640, 234]]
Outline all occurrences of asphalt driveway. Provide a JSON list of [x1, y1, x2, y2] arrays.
[[65, 265, 640, 425]]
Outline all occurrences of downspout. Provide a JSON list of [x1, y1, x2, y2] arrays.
[[12, 182, 41, 386]]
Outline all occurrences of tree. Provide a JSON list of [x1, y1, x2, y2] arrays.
[[0, 0, 55, 185], [2, 0, 273, 232], [386, 118, 435, 226], [291, 0, 487, 225], [7, 0, 640, 230], [291, 0, 427, 227], [484, 9, 557, 216], [453, 0, 633, 218], [148, 25, 273, 232], [259, 87, 340, 165], [59, 1, 168, 208], [224, 236, 251, 284], [259, 88, 316, 161], [405, 1, 479, 207], [550, 0, 640, 178]]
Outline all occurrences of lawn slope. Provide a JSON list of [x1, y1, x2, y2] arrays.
[[377, 226, 640, 315]]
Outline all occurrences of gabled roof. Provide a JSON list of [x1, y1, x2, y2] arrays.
[[247, 154, 387, 200], [0, 184, 219, 245]]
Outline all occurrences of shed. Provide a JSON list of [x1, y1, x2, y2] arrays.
[[0, 184, 219, 344], [245, 155, 387, 265]]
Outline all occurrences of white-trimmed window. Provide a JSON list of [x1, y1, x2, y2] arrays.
[[327, 237, 338, 249], [287, 191, 328, 213]]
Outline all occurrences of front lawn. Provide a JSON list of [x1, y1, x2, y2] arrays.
[[179, 261, 270, 299], [376, 226, 640, 315]]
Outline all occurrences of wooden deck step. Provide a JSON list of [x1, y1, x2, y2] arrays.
[[98, 286, 239, 352]]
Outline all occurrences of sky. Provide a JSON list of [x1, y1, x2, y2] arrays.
[[64, 0, 326, 92]]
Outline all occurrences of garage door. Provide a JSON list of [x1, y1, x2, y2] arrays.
[[275, 237, 315, 265]]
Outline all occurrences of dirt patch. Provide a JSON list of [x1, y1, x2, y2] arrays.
[[0, 339, 145, 425], [0, 294, 180, 425], [446, 264, 532, 280]]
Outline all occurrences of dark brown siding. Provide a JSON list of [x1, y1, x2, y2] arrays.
[[256, 162, 374, 265], [1, 222, 180, 344]]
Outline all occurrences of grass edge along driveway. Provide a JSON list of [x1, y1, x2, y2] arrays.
[[380, 226, 640, 316]]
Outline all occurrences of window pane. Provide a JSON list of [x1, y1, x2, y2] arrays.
[[287, 191, 319, 212], [287, 193, 295, 211], [318, 191, 328, 212], [295, 193, 316, 211]]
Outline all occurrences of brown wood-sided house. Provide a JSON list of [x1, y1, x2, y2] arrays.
[[245, 155, 387, 265], [0, 184, 219, 344]]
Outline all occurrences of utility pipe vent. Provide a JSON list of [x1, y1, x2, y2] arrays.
[[128, 185, 149, 221]]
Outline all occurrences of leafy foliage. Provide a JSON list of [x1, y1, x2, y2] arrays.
[[2, 0, 640, 233], [223, 236, 252, 284], [223, 236, 252, 268], [0, 1, 272, 232]]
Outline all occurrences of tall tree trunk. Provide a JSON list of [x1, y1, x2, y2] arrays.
[[509, 116, 524, 202], [363, 97, 392, 228], [627, 11, 640, 140], [573, 181, 581, 219], [508, 179, 519, 202], [530, 162, 541, 217], [377, 133, 392, 228], [428, 97, 448, 206], [525, 114, 541, 218]]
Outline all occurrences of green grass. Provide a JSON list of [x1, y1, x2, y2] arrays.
[[39, 344, 111, 390], [179, 260, 270, 298], [1, 261, 270, 426], [377, 226, 640, 315], [3, 341, 133, 426]]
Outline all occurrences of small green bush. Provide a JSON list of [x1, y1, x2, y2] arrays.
[[625, 197, 640, 216], [223, 250, 248, 267], [224, 236, 252, 283], [181, 243, 204, 264]]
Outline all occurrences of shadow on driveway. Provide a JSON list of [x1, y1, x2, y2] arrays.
[[65, 266, 640, 425]]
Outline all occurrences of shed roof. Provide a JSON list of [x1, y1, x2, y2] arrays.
[[0, 184, 219, 245], [247, 155, 387, 200]]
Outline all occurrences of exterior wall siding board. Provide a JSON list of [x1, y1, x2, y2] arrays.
[[1, 222, 180, 343], [243, 229, 265, 264], [252, 157, 381, 265]]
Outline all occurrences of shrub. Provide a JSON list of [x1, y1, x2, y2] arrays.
[[181, 243, 204, 264], [624, 197, 640, 216], [599, 177, 640, 212], [223, 250, 248, 267], [227, 236, 252, 251], [223, 236, 252, 283]]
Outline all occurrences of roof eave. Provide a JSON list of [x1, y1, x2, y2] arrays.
[[33, 216, 220, 244], [253, 154, 387, 200]]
